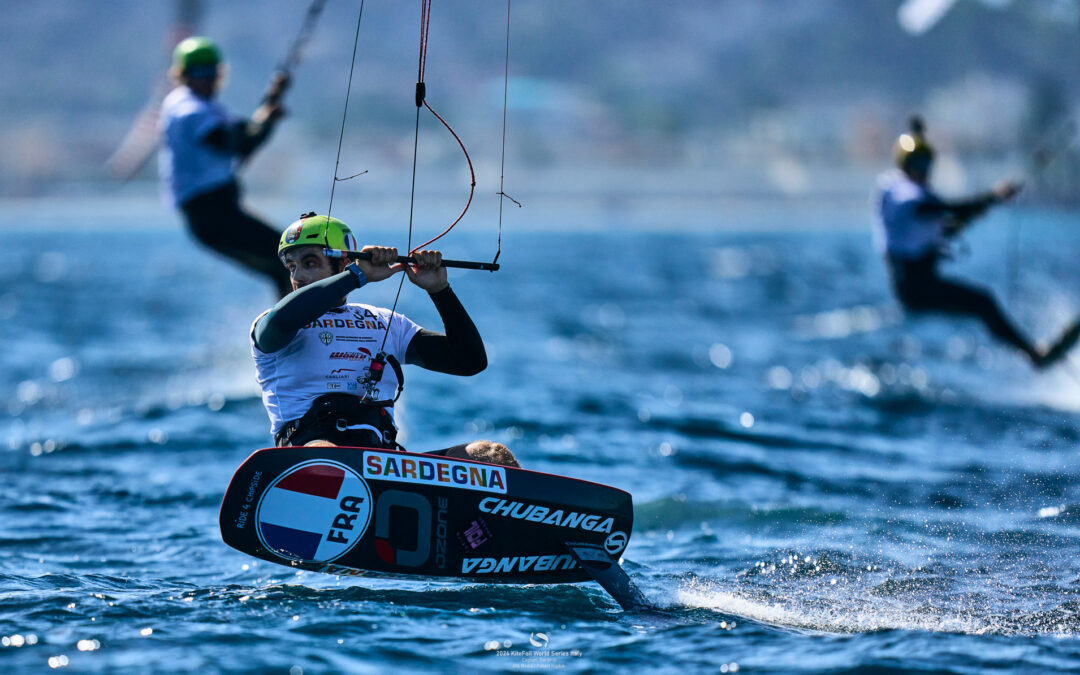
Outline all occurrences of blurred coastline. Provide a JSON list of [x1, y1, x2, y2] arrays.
[[3, 0, 1078, 210]]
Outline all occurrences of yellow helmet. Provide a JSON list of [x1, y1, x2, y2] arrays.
[[894, 116, 934, 170], [278, 212, 357, 258]]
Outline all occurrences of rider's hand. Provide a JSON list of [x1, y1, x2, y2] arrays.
[[252, 102, 286, 126], [356, 245, 404, 283], [265, 72, 291, 103], [252, 72, 291, 125], [405, 249, 449, 293], [992, 180, 1022, 203]]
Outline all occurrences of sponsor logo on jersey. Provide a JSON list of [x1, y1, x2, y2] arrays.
[[336, 335, 377, 343], [255, 461, 372, 563], [478, 498, 615, 533], [329, 351, 370, 361], [304, 317, 387, 330], [461, 554, 578, 574], [363, 451, 507, 494], [327, 382, 342, 390]]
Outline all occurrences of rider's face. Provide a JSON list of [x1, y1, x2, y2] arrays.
[[906, 154, 933, 183], [282, 246, 339, 291]]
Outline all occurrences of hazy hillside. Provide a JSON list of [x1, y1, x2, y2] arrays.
[[2, 0, 1078, 203]]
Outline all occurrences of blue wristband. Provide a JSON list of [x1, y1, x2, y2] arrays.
[[346, 263, 367, 288]]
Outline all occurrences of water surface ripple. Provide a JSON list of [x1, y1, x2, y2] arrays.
[[4, 215, 1080, 672]]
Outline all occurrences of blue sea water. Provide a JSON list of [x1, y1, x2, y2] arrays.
[[4, 205, 1080, 673]]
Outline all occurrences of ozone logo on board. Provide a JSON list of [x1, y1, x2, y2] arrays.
[[604, 531, 628, 555], [255, 460, 372, 563]]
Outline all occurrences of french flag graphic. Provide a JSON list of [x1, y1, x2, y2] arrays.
[[256, 461, 372, 562]]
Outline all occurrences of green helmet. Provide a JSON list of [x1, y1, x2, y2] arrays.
[[893, 115, 934, 170], [173, 36, 222, 75], [278, 212, 358, 258]]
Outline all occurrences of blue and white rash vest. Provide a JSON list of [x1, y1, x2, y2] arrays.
[[159, 85, 236, 207], [873, 169, 948, 261]]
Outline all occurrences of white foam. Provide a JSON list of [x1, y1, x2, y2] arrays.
[[673, 578, 1029, 636]]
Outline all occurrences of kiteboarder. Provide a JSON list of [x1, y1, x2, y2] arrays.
[[160, 36, 292, 297], [875, 116, 1080, 368], [250, 213, 519, 467]]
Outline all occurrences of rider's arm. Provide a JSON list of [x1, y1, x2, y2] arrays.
[[203, 74, 287, 158], [203, 117, 278, 158], [252, 265, 365, 353], [915, 192, 998, 224], [404, 286, 487, 376]]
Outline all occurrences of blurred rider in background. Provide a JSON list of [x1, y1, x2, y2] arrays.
[[160, 36, 292, 297], [875, 116, 1080, 369]]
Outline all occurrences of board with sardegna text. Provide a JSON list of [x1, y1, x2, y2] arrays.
[[219, 447, 643, 606]]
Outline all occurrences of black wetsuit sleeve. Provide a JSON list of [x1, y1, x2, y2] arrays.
[[253, 270, 360, 353], [915, 192, 997, 226], [404, 286, 487, 376], [203, 118, 277, 158]]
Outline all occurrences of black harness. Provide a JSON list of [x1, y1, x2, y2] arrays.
[[274, 329, 410, 449], [274, 351, 408, 448], [275, 393, 403, 449]]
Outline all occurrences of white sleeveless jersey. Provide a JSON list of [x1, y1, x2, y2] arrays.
[[159, 86, 237, 206], [873, 170, 946, 260], [251, 303, 422, 435]]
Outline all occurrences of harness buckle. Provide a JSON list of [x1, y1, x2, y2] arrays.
[[359, 351, 388, 402]]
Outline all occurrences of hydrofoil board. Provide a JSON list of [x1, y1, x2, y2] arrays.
[[219, 447, 644, 608]]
